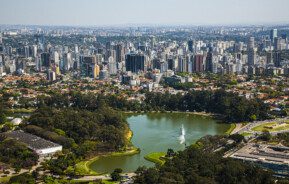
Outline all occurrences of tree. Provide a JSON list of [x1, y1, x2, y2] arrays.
[[166, 148, 175, 157], [111, 168, 122, 181]]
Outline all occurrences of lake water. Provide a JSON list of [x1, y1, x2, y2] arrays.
[[89, 113, 230, 173]]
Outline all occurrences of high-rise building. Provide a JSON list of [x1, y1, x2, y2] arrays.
[[247, 49, 256, 66], [81, 56, 98, 78], [266, 52, 273, 64], [188, 40, 194, 52], [273, 51, 282, 67], [247, 37, 256, 67], [270, 29, 278, 42], [177, 56, 187, 72], [248, 37, 255, 49], [205, 51, 213, 72], [125, 52, 146, 73], [108, 56, 117, 75], [115, 44, 125, 63], [41, 53, 50, 67], [193, 54, 204, 72], [274, 37, 282, 51], [63, 53, 72, 71]]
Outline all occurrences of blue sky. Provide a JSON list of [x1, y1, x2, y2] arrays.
[[1, 0, 289, 26]]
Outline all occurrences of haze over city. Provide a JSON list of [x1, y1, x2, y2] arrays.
[[1, 0, 289, 26]]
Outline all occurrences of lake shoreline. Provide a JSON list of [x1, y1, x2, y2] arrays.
[[80, 112, 230, 174]]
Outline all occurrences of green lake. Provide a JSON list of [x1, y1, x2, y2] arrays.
[[89, 113, 230, 173]]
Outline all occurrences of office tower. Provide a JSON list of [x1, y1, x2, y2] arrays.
[[274, 37, 282, 51], [81, 56, 99, 78], [247, 37, 256, 67], [273, 52, 282, 67], [205, 50, 213, 72], [125, 52, 146, 73], [188, 40, 194, 52], [35, 34, 45, 51], [247, 49, 256, 67], [236, 59, 243, 74], [108, 56, 117, 75], [53, 51, 60, 66], [63, 53, 73, 71], [24, 46, 30, 58], [32, 45, 37, 58], [41, 53, 50, 67], [177, 56, 187, 72], [115, 44, 125, 63], [193, 54, 204, 72], [266, 52, 273, 64], [95, 54, 103, 64], [167, 58, 175, 70], [248, 37, 255, 49], [35, 55, 41, 71], [270, 29, 278, 42]]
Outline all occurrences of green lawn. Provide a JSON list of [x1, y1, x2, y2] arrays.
[[0, 176, 11, 183], [225, 123, 236, 135], [240, 132, 252, 137], [102, 180, 118, 184], [144, 152, 166, 166], [251, 122, 289, 132]]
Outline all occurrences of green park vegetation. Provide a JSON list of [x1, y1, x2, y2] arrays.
[[225, 123, 236, 135], [241, 132, 253, 137], [252, 122, 289, 132], [37, 90, 270, 123], [134, 135, 284, 184], [0, 138, 39, 170], [144, 152, 166, 166]]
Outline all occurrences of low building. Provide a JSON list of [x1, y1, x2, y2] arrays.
[[4, 130, 62, 156], [229, 143, 289, 176]]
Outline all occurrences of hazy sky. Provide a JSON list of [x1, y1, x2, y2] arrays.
[[1, 0, 289, 26]]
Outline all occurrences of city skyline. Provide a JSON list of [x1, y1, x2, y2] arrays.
[[1, 0, 289, 26]]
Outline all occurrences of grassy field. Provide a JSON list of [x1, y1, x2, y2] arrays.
[[240, 132, 253, 137], [225, 123, 236, 135], [144, 152, 166, 166], [0, 176, 11, 183], [251, 122, 289, 132]]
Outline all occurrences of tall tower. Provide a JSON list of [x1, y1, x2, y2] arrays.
[[115, 44, 124, 63], [125, 52, 146, 73], [247, 37, 256, 67], [270, 29, 278, 42]]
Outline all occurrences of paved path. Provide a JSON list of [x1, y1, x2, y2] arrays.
[[234, 117, 289, 138], [74, 173, 136, 182], [231, 123, 243, 135]]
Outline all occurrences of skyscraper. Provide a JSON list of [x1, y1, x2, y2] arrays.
[[41, 53, 50, 68], [115, 44, 125, 63], [247, 37, 256, 66], [193, 54, 204, 72], [270, 29, 278, 42], [205, 50, 213, 72], [125, 52, 146, 73], [273, 51, 282, 67], [188, 40, 194, 53]]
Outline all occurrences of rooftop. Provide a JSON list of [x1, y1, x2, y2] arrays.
[[4, 130, 61, 151]]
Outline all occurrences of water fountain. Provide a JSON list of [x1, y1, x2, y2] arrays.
[[179, 124, 185, 144]]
